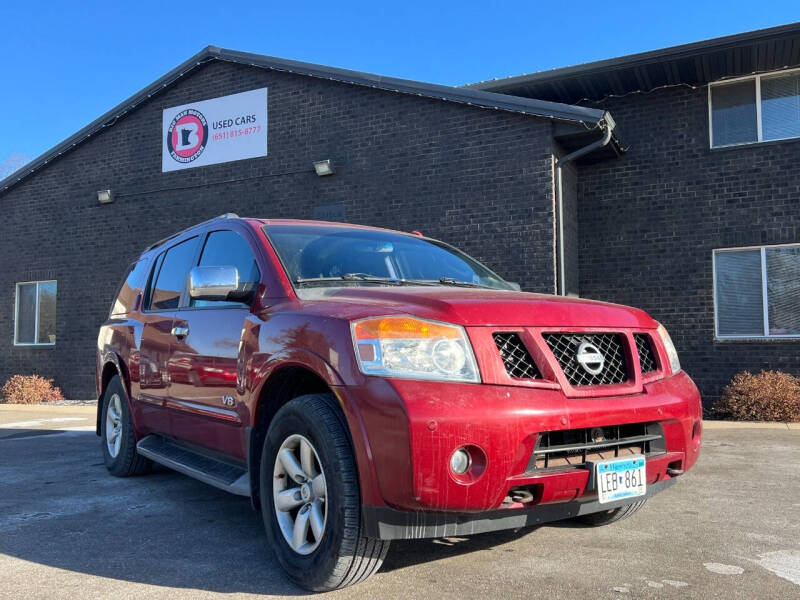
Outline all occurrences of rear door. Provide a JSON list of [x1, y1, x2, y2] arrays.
[[133, 236, 200, 435], [167, 229, 262, 459]]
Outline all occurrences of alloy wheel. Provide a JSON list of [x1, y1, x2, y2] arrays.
[[105, 393, 123, 458], [273, 434, 328, 555]]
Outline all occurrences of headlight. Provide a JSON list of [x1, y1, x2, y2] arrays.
[[657, 323, 681, 374], [351, 315, 480, 383]]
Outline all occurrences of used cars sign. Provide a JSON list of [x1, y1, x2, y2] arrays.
[[161, 88, 267, 172]]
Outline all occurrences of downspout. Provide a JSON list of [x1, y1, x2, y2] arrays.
[[554, 114, 615, 296]]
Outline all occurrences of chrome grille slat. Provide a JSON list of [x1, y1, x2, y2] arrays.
[[634, 333, 657, 373], [543, 333, 628, 386], [493, 333, 541, 379]]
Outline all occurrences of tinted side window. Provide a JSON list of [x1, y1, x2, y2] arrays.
[[144, 252, 165, 310], [111, 259, 150, 315], [192, 230, 260, 307], [149, 237, 199, 310]]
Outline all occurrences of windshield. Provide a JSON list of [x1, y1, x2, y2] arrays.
[[263, 224, 514, 291]]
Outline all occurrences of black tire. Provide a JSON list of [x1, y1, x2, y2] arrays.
[[575, 499, 647, 526], [260, 393, 390, 591], [100, 375, 150, 477]]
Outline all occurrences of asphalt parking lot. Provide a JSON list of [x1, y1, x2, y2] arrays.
[[1, 405, 799, 599]]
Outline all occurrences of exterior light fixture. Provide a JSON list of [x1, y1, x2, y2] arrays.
[[97, 189, 114, 204], [313, 159, 335, 177]]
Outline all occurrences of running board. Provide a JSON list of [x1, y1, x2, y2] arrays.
[[136, 435, 250, 497]]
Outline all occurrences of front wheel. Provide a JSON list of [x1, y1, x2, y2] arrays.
[[575, 499, 647, 526], [260, 394, 389, 591]]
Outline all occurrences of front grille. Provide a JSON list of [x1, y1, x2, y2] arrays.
[[634, 333, 658, 373], [527, 422, 665, 472], [543, 333, 628, 386], [493, 333, 541, 379]]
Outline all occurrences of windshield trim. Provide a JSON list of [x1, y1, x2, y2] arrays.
[[261, 224, 515, 294]]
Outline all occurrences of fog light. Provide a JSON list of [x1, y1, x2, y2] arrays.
[[450, 448, 471, 474]]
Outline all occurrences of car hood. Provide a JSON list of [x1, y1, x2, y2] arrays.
[[296, 286, 657, 328]]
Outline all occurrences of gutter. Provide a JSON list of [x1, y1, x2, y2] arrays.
[[554, 114, 616, 295]]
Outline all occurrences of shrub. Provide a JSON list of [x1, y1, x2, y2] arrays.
[[0, 374, 64, 404], [714, 370, 800, 422]]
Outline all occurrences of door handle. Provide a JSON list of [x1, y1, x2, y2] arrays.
[[171, 325, 189, 338]]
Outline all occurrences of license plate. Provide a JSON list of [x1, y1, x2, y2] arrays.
[[595, 456, 646, 504]]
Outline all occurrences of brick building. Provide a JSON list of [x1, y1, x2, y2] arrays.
[[471, 23, 800, 407], [1, 24, 798, 404]]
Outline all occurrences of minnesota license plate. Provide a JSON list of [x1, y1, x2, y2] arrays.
[[596, 456, 646, 504]]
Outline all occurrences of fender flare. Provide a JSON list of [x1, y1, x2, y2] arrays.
[[251, 347, 344, 400], [248, 348, 382, 507]]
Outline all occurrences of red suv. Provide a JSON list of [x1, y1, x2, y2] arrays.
[[96, 214, 702, 591]]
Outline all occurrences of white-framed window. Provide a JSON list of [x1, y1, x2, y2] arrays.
[[709, 68, 800, 148], [713, 245, 800, 339], [14, 281, 57, 346]]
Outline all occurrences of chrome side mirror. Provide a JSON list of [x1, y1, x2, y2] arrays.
[[188, 266, 239, 301]]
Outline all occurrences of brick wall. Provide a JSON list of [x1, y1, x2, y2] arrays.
[[577, 85, 800, 406], [0, 60, 556, 398]]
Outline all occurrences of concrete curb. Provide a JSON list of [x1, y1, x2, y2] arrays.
[[703, 420, 799, 430], [0, 404, 96, 413], [1, 405, 796, 429]]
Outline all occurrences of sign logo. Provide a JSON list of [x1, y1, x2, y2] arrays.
[[167, 108, 209, 163], [576, 342, 605, 375]]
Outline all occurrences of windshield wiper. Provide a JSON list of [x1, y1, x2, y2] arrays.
[[294, 274, 490, 289], [295, 274, 398, 286], [435, 277, 493, 289], [294, 274, 440, 287]]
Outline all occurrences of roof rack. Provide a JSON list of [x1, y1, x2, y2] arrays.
[[144, 213, 240, 252]]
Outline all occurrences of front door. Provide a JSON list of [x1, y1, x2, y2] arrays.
[[166, 229, 261, 460]]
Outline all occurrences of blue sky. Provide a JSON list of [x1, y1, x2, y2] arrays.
[[1, 1, 797, 171]]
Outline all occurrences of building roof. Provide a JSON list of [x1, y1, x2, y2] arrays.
[[468, 22, 800, 103], [0, 46, 610, 196]]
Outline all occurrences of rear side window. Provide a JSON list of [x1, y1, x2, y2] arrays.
[[111, 260, 150, 315], [148, 237, 199, 310], [192, 230, 261, 307]]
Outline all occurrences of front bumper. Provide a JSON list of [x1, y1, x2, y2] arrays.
[[339, 370, 702, 520], [363, 478, 676, 540]]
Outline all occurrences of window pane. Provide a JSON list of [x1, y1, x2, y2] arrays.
[[711, 81, 758, 146], [715, 250, 764, 336], [150, 237, 199, 310], [145, 252, 165, 309], [16, 283, 36, 343], [193, 230, 260, 307], [112, 260, 149, 315], [37, 281, 57, 344], [766, 246, 800, 335], [761, 73, 800, 141]]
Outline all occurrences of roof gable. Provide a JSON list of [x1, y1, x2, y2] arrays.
[[0, 46, 609, 196]]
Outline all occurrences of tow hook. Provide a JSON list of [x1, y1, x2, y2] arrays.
[[507, 487, 536, 504]]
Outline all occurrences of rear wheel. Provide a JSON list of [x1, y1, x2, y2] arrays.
[[575, 499, 647, 526], [101, 375, 150, 477], [260, 393, 390, 591]]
